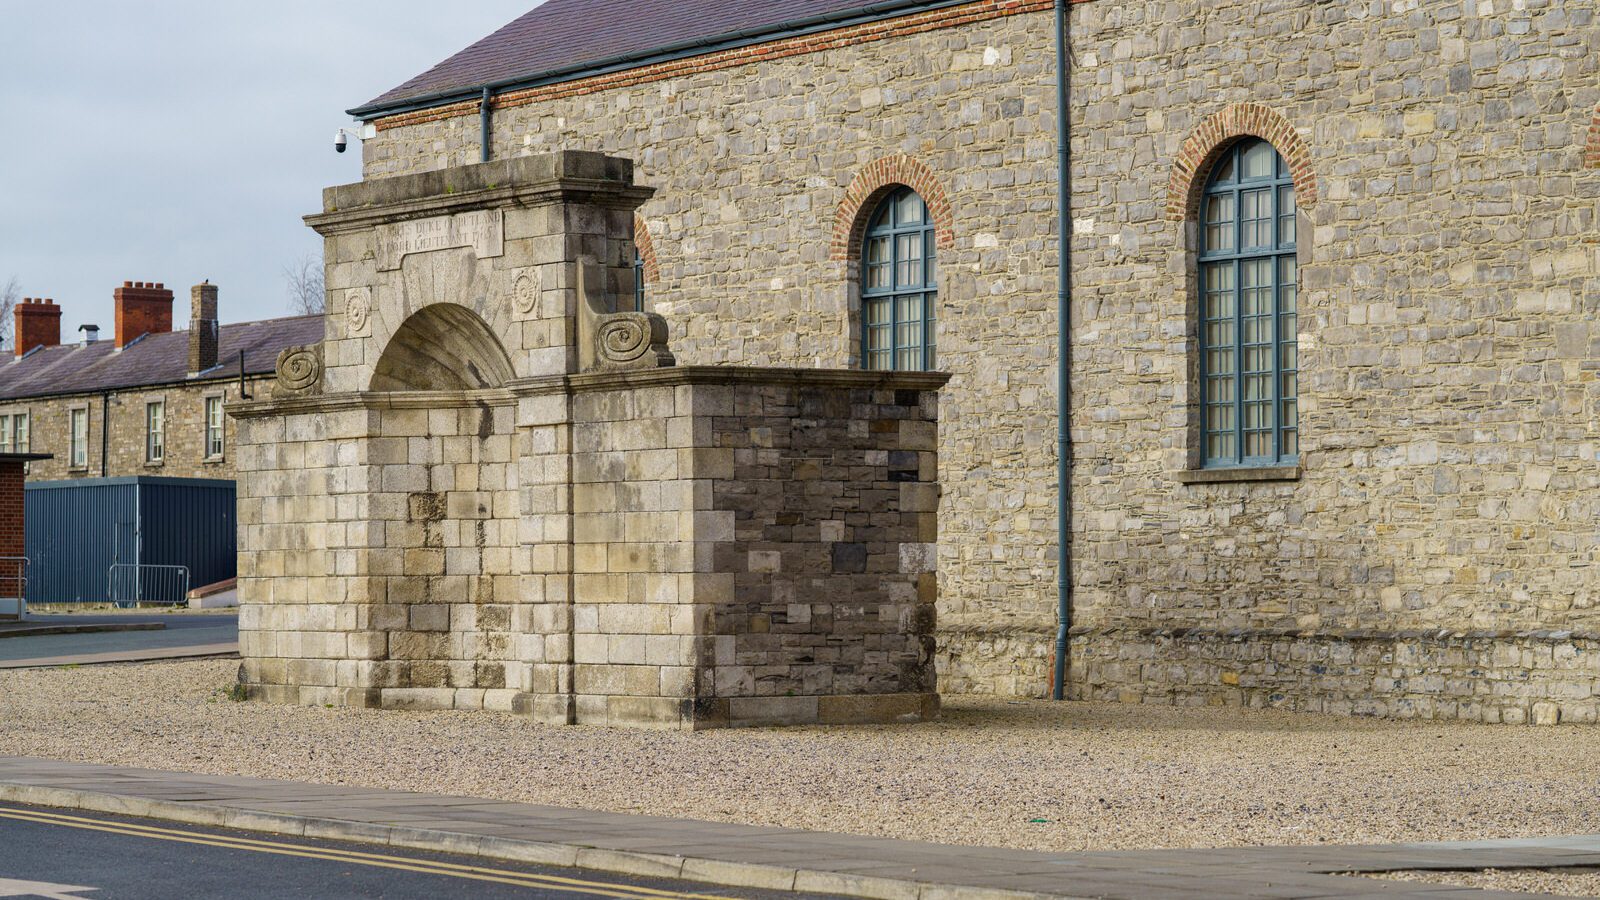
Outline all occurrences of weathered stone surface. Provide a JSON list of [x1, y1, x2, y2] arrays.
[[356, 1, 1600, 720], [234, 152, 948, 729]]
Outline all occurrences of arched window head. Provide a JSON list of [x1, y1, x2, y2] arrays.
[[861, 187, 937, 371], [1199, 138, 1298, 467]]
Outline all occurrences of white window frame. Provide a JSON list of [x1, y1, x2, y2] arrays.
[[204, 395, 225, 460], [0, 414, 10, 454], [145, 400, 165, 464], [13, 412, 27, 454], [69, 406, 89, 470]]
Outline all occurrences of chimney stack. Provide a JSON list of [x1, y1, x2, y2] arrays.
[[113, 281, 174, 349], [13, 298, 62, 359], [188, 281, 219, 374]]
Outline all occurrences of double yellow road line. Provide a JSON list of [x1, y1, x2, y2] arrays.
[[0, 805, 740, 899]]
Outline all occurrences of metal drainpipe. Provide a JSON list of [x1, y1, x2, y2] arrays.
[[100, 391, 110, 478], [480, 87, 493, 163], [1051, 0, 1073, 700]]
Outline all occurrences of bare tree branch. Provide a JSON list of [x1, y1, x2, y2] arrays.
[[0, 277, 19, 352], [283, 254, 326, 316]]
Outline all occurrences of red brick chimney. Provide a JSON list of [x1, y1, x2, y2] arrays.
[[13, 297, 62, 359], [113, 281, 174, 349]]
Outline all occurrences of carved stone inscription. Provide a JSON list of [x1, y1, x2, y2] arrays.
[[377, 210, 504, 271]]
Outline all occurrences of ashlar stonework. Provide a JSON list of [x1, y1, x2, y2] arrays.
[[232, 152, 946, 728]]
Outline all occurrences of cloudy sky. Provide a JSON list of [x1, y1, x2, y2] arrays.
[[0, 1, 539, 332]]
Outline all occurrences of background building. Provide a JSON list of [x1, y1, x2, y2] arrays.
[[0, 281, 321, 604], [325, 0, 1600, 722]]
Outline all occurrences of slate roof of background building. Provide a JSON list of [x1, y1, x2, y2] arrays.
[[354, 0, 939, 116], [0, 316, 325, 402]]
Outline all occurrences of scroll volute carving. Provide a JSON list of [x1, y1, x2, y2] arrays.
[[576, 255, 675, 372]]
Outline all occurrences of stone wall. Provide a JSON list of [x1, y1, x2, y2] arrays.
[[236, 153, 947, 728], [364, 2, 1065, 697], [0, 377, 270, 482], [357, 0, 1600, 722]]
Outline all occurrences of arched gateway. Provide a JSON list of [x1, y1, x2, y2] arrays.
[[231, 152, 948, 729]]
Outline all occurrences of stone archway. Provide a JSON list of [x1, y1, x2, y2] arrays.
[[370, 303, 515, 391]]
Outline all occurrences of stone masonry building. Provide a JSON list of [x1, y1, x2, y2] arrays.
[[249, 0, 1600, 725], [0, 284, 322, 481]]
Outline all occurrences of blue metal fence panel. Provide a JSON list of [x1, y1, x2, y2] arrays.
[[137, 478, 236, 591], [23, 476, 236, 604]]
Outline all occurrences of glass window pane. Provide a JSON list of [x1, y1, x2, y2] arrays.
[[896, 234, 923, 286], [1245, 430, 1270, 458], [1278, 187, 1297, 244], [1242, 141, 1274, 179], [896, 191, 924, 226], [1204, 195, 1234, 253], [1281, 429, 1298, 458], [1242, 190, 1271, 248], [1211, 153, 1236, 185], [925, 232, 937, 286]]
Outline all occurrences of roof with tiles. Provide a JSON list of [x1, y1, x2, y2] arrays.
[[0, 315, 325, 402], [354, 0, 931, 115]]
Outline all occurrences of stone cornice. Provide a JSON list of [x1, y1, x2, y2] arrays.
[[228, 367, 950, 418], [305, 153, 654, 235], [509, 365, 953, 397]]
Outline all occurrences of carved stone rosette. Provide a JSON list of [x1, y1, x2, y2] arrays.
[[273, 343, 325, 397]]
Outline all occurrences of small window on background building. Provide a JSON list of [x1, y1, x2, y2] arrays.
[[14, 413, 27, 453], [861, 186, 937, 371], [146, 401, 165, 463], [205, 397, 225, 459], [0, 415, 10, 454], [69, 408, 88, 469]]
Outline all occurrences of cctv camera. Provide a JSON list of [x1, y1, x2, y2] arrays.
[[335, 130, 348, 153]]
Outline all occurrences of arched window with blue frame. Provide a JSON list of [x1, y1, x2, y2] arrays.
[[1199, 138, 1298, 467], [861, 187, 936, 371]]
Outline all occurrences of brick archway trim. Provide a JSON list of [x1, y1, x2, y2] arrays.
[[1585, 106, 1600, 168], [1167, 103, 1318, 222], [831, 154, 955, 261], [634, 214, 660, 283]]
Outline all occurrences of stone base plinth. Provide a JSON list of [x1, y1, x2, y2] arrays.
[[1070, 627, 1600, 726]]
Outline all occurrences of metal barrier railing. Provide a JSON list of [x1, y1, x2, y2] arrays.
[[0, 556, 27, 619], [106, 564, 190, 608]]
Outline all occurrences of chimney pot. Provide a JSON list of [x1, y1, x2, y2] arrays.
[[188, 281, 220, 374], [13, 296, 61, 359], [113, 280, 174, 349]]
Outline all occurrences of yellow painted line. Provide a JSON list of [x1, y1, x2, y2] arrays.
[[0, 806, 739, 900]]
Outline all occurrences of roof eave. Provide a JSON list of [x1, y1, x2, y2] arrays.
[[348, 0, 972, 120]]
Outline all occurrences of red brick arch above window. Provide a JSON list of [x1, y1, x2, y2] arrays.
[[633, 214, 660, 283], [1584, 105, 1600, 168], [1167, 103, 1319, 222], [831, 154, 955, 261]]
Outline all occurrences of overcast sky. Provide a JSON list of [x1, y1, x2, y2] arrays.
[[0, 1, 539, 332]]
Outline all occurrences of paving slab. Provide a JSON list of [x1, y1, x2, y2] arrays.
[[0, 755, 1580, 899]]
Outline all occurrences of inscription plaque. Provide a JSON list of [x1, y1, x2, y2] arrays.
[[377, 210, 504, 271]]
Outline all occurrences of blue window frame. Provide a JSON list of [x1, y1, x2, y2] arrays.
[[862, 187, 936, 371], [633, 247, 645, 312], [1199, 139, 1298, 467]]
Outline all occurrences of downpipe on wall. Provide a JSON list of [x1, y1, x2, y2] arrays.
[[481, 87, 494, 163], [1051, 0, 1073, 701]]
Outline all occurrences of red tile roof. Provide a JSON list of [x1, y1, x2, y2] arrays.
[[353, 0, 933, 116], [0, 315, 324, 402]]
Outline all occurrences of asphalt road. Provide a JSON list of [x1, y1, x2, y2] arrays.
[[0, 614, 237, 665], [0, 803, 831, 899]]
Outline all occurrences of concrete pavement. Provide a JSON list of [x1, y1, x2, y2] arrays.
[[0, 755, 1583, 899], [0, 613, 236, 668]]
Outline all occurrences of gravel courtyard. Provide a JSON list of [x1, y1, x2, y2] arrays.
[[2, 659, 1597, 854]]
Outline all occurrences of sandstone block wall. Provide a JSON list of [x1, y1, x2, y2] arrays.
[[236, 153, 946, 728]]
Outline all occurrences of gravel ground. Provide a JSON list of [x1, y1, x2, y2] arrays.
[[3, 659, 1600, 854], [1382, 869, 1600, 897]]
